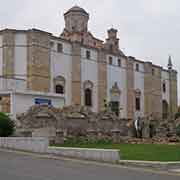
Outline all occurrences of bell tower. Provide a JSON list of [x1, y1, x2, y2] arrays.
[[64, 6, 89, 33], [105, 28, 120, 53]]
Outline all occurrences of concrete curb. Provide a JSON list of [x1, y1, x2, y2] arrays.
[[119, 160, 180, 170]]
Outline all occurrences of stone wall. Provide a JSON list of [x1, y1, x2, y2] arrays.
[[71, 42, 81, 105], [97, 50, 107, 111], [17, 105, 179, 144], [27, 29, 51, 92], [169, 70, 178, 119], [144, 62, 162, 119], [2, 30, 15, 78], [17, 105, 130, 143]]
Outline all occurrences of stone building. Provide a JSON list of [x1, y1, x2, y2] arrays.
[[0, 6, 178, 120]]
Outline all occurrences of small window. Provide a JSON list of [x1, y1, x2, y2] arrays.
[[50, 41, 54, 48], [136, 97, 141, 111], [109, 56, 113, 65], [118, 59, 121, 67], [55, 84, 64, 94], [136, 64, 139, 71], [57, 43, 63, 53], [163, 82, 166, 93], [85, 88, 92, 106], [86, 50, 91, 59], [152, 68, 155, 75]]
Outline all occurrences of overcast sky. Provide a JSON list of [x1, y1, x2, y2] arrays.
[[0, 0, 179, 101]]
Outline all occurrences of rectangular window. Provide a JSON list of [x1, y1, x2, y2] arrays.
[[50, 41, 54, 48], [57, 43, 63, 53], [86, 50, 91, 59], [136, 64, 139, 71], [136, 97, 141, 111], [152, 68, 155, 75], [109, 56, 113, 65], [118, 59, 121, 67]]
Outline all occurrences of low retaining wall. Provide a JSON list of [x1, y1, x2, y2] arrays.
[[0, 137, 120, 163], [0, 137, 49, 153], [48, 147, 120, 163]]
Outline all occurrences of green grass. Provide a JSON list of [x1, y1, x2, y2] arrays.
[[53, 143, 180, 162]]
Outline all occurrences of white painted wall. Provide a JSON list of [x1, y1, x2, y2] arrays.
[[107, 55, 127, 118], [0, 35, 3, 89], [12, 93, 65, 117], [81, 47, 98, 112], [14, 33, 27, 90], [162, 70, 170, 104], [50, 40, 72, 106], [134, 62, 145, 116]]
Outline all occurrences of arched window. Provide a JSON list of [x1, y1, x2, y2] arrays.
[[163, 81, 166, 93], [55, 84, 64, 94], [54, 76, 65, 94], [84, 81, 93, 107], [85, 88, 92, 106], [135, 89, 141, 111]]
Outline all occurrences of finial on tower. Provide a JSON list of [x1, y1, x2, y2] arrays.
[[168, 55, 173, 70]]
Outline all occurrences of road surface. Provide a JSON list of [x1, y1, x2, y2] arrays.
[[0, 150, 179, 180]]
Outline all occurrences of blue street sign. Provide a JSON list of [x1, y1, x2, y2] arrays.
[[35, 98, 52, 106]]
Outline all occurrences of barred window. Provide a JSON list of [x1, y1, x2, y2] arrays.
[[55, 85, 64, 94], [86, 50, 91, 59]]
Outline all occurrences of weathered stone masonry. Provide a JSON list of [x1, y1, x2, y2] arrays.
[[27, 29, 51, 92]]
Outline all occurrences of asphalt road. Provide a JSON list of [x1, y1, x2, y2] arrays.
[[0, 150, 179, 180]]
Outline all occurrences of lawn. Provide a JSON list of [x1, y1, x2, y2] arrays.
[[54, 143, 180, 162]]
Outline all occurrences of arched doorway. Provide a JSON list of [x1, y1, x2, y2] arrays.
[[162, 100, 169, 119], [84, 88, 92, 106]]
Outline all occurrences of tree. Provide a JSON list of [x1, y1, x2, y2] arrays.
[[0, 112, 15, 137]]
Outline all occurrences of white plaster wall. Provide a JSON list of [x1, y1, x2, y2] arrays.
[[162, 70, 170, 104], [12, 93, 65, 117], [50, 40, 72, 106], [0, 35, 3, 89], [134, 62, 145, 116], [14, 33, 27, 90], [81, 48, 98, 112], [107, 55, 127, 118]]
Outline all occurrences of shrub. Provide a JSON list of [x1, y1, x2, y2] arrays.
[[0, 112, 15, 137], [175, 112, 180, 120], [63, 136, 112, 146], [176, 124, 180, 137]]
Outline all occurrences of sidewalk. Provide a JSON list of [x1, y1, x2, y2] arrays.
[[119, 160, 180, 171]]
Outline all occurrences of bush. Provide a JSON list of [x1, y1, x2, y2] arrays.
[[176, 124, 180, 137], [63, 136, 112, 146], [0, 112, 15, 137], [175, 112, 180, 120]]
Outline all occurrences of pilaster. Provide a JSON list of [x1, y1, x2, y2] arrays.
[[71, 42, 81, 105]]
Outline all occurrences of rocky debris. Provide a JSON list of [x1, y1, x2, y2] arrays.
[[16, 105, 180, 144]]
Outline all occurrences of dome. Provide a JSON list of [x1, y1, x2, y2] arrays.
[[64, 6, 89, 16]]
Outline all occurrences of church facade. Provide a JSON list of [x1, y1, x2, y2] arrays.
[[0, 6, 178, 120]]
